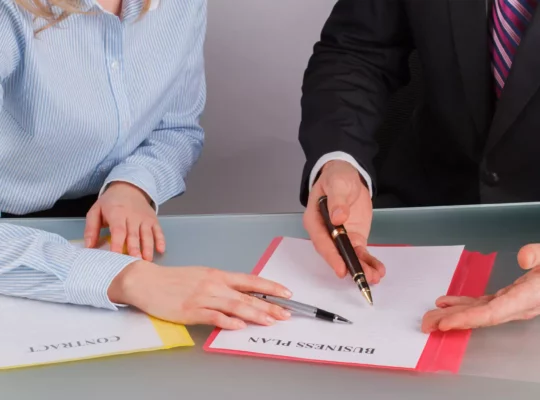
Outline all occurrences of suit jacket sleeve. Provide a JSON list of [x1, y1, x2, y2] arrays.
[[298, 0, 413, 205]]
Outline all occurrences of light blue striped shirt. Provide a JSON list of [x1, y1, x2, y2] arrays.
[[0, 0, 206, 309]]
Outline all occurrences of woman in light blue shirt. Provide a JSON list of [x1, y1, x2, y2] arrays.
[[0, 0, 291, 330]]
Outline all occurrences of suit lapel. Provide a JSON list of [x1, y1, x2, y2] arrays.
[[485, 7, 540, 152], [448, 0, 493, 138]]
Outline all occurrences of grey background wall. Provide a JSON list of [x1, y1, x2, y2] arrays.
[[160, 0, 337, 215]]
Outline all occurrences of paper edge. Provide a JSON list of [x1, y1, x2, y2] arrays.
[[0, 342, 193, 371]]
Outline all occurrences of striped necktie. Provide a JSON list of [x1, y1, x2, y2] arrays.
[[491, 0, 539, 97]]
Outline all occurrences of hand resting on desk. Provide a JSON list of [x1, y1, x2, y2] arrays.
[[0, 222, 291, 331], [84, 182, 166, 263], [108, 261, 292, 330], [422, 244, 540, 331]]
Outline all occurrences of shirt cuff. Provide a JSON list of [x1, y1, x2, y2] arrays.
[[99, 163, 159, 214], [308, 151, 373, 198], [65, 248, 140, 310]]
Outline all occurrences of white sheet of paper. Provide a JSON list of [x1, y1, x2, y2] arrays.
[[0, 296, 164, 368], [207, 237, 464, 369]]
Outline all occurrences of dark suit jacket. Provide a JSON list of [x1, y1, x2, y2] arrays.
[[298, 0, 540, 207]]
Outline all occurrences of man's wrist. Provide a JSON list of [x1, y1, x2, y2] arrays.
[[308, 152, 373, 197], [321, 160, 369, 190]]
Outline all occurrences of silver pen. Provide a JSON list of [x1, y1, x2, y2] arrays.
[[251, 293, 352, 324]]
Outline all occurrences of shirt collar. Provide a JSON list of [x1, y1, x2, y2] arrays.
[[77, 0, 160, 14]]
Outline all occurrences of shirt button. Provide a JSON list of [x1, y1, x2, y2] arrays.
[[111, 61, 120, 70]]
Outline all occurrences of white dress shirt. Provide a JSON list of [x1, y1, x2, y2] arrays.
[[308, 152, 373, 197]]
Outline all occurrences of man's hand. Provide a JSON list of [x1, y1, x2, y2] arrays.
[[303, 160, 385, 284], [422, 244, 540, 332], [108, 261, 293, 330], [84, 182, 165, 261]]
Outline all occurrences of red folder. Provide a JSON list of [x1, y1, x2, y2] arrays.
[[204, 237, 497, 373]]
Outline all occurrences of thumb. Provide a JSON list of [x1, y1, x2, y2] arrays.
[[323, 178, 360, 227], [517, 244, 540, 270]]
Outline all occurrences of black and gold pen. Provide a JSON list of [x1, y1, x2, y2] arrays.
[[318, 195, 373, 306]]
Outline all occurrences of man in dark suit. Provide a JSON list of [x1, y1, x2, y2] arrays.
[[300, 0, 540, 331]]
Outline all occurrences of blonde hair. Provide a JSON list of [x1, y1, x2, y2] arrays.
[[15, 0, 152, 33]]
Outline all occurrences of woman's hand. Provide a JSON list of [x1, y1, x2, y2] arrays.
[[84, 182, 165, 261], [109, 262, 293, 330]]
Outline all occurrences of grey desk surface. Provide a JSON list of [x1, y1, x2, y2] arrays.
[[2, 203, 540, 399]]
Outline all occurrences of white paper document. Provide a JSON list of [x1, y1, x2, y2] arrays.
[[0, 239, 193, 370], [206, 237, 464, 369]]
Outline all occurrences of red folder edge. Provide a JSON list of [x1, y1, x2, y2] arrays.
[[203, 237, 497, 374]]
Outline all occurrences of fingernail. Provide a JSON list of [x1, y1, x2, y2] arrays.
[[266, 316, 276, 324], [84, 239, 91, 247], [281, 310, 291, 319], [282, 289, 292, 298]]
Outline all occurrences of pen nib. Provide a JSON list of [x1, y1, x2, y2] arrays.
[[360, 286, 373, 306], [335, 315, 353, 324]]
